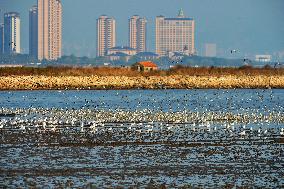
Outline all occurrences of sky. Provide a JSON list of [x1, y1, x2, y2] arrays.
[[0, 0, 284, 60]]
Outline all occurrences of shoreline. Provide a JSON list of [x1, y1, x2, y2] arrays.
[[0, 75, 284, 90]]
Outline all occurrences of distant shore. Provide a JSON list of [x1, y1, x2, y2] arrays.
[[1, 75, 284, 90]]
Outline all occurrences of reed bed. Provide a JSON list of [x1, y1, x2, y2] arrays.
[[1, 66, 284, 90], [0, 65, 284, 77]]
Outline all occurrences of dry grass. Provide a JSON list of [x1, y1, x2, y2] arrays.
[[0, 66, 140, 77], [167, 65, 284, 76], [0, 65, 284, 77]]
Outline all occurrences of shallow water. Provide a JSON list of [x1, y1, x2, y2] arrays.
[[1, 89, 283, 112], [0, 89, 283, 188]]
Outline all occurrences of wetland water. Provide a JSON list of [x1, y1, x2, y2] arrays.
[[0, 89, 283, 188]]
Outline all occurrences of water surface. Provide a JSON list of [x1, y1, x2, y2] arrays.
[[0, 89, 283, 188]]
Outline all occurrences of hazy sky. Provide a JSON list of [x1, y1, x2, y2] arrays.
[[0, 0, 284, 60]]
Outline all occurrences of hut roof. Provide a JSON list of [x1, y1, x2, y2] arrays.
[[137, 61, 158, 68]]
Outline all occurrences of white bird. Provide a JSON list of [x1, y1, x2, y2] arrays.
[[80, 121, 84, 132], [258, 128, 262, 137], [42, 121, 46, 130], [280, 128, 284, 136], [264, 129, 268, 135], [51, 126, 56, 132], [19, 125, 25, 131], [239, 130, 246, 136]]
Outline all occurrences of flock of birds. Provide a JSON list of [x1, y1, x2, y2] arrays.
[[0, 106, 283, 145], [0, 89, 284, 145]]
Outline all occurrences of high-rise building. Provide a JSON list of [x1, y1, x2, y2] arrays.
[[155, 9, 195, 56], [205, 43, 217, 57], [0, 23, 4, 54], [36, 0, 62, 60], [4, 12, 21, 54], [97, 15, 116, 57], [29, 5, 38, 59], [129, 15, 147, 53]]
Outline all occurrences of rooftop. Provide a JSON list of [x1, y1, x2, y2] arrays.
[[108, 52, 130, 57], [136, 52, 159, 57], [156, 9, 193, 21], [4, 12, 20, 18], [165, 18, 193, 21], [171, 52, 186, 56], [178, 8, 185, 18], [137, 61, 158, 67], [109, 46, 136, 50]]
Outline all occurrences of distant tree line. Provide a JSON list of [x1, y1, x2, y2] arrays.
[[0, 53, 278, 68]]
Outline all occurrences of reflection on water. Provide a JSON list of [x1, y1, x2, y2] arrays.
[[0, 89, 283, 188]]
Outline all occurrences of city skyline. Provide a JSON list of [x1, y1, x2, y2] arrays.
[[0, 0, 284, 60]]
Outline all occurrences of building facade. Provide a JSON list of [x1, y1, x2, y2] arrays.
[[36, 0, 62, 60], [97, 15, 116, 57], [129, 15, 147, 53], [0, 23, 4, 54], [4, 12, 21, 54], [29, 5, 38, 59], [155, 9, 195, 56]]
